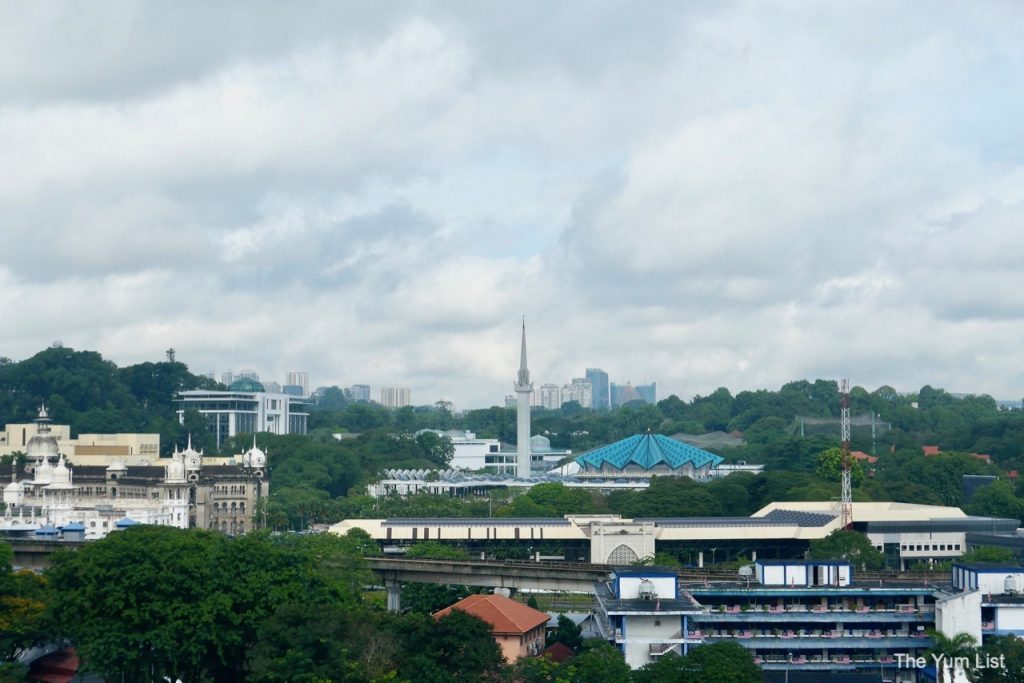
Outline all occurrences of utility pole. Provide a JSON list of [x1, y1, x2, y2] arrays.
[[840, 379, 853, 530]]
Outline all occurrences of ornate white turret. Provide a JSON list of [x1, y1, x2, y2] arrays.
[[165, 448, 186, 483], [182, 435, 202, 472], [48, 454, 74, 489], [34, 457, 53, 485], [243, 435, 266, 469], [25, 404, 60, 472], [3, 480, 22, 507]]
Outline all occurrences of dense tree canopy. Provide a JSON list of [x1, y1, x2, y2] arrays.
[[808, 530, 885, 571]]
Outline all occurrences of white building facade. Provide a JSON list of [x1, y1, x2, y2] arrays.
[[175, 389, 309, 448]]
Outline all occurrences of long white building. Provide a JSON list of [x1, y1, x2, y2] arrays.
[[175, 379, 309, 448]]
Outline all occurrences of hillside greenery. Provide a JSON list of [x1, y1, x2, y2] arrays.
[[3, 347, 1024, 530]]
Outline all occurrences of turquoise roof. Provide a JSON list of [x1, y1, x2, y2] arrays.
[[575, 433, 723, 472]]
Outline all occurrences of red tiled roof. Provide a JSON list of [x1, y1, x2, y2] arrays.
[[28, 647, 79, 683], [851, 451, 878, 464], [543, 642, 576, 663], [922, 445, 941, 456], [434, 594, 549, 635], [971, 453, 992, 464], [1008, 470, 1019, 480]]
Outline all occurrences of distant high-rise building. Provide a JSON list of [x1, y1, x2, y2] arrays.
[[562, 378, 593, 408], [636, 382, 656, 405], [350, 384, 371, 402], [586, 368, 609, 410], [380, 387, 411, 408], [285, 372, 309, 396], [611, 381, 656, 407], [221, 371, 235, 386], [504, 395, 517, 409], [263, 380, 282, 393], [238, 369, 260, 381], [611, 382, 638, 407], [539, 384, 561, 410], [202, 371, 216, 382]]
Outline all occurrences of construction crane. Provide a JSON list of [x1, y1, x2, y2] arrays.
[[840, 379, 853, 529]]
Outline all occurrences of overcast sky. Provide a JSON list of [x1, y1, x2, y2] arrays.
[[3, 2, 1024, 409]]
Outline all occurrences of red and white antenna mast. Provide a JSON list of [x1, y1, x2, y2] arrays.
[[840, 379, 853, 529]]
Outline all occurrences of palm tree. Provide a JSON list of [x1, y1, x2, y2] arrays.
[[928, 631, 979, 682]]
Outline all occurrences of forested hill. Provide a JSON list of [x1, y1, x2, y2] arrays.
[[0, 346, 220, 453], [4, 347, 1024, 528], [2, 347, 1023, 470]]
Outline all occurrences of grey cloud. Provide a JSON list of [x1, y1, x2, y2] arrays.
[[3, 2, 1024, 407]]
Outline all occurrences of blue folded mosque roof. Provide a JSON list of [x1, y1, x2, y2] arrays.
[[575, 433, 724, 471]]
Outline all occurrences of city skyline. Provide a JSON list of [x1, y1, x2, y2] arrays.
[[2, 3, 1023, 408]]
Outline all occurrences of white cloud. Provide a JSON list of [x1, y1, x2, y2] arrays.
[[1, 2, 1023, 407]]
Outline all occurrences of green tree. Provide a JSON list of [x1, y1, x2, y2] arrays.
[[977, 635, 1024, 682], [967, 481, 1024, 522], [928, 631, 979, 683], [808, 530, 884, 570], [0, 543, 48, 664], [415, 431, 455, 468], [546, 614, 583, 651], [960, 546, 1016, 564], [396, 610, 506, 682], [45, 527, 363, 683], [568, 640, 631, 683], [816, 447, 864, 486], [635, 642, 760, 683], [406, 541, 469, 560]]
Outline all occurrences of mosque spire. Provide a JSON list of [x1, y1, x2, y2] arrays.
[[516, 317, 530, 388]]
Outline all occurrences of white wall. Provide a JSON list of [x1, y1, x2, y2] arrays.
[[449, 439, 500, 470], [935, 590, 981, 644], [622, 615, 683, 669], [957, 569, 1024, 596], [995, 605, 1024, 634], [618, 576, 677, 599]]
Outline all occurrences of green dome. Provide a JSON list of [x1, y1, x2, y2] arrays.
[[228, 377, 266, 392]]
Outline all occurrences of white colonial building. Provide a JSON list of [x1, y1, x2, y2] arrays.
[[1, 407, 267, 540]]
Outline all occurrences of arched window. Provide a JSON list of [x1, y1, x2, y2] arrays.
[[608, 544, 639, 565]]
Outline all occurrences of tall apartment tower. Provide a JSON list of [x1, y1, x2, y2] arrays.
[[380, 387, 412, 408], [284, 372, 309, 396], [586, 368, 610, 410], [514, 320, 533, 478]]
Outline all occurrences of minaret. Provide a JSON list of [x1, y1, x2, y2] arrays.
[[514, 318, 533, 478]]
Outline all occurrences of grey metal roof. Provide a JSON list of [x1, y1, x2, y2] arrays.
[[645, 510, 836, 528], [384, 517, 572, 527]]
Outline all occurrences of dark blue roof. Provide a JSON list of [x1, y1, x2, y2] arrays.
[[34, 524, 59, 535], [115, 518, 140, 528], [756, 559, 851, 566], [612, 567, 679, 578], [575, 433, 724, 471], [954, 562, 1024, 572], [60, 522, 86, 532]]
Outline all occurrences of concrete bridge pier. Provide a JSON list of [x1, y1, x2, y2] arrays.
[[385, 580, 402, 613]]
